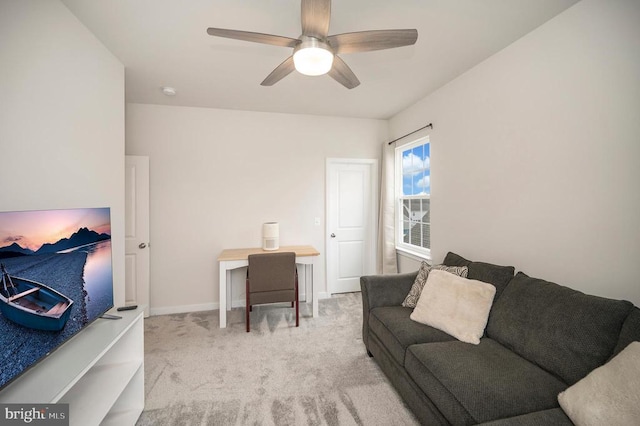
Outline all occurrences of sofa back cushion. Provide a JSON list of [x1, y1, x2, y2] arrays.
[[486, 272, 633, 385], [442, 252, 514, 299]]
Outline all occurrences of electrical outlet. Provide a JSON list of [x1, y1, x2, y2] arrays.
[[314, 217, 321, 226]]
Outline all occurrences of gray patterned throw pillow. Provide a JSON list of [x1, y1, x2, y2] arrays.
[[401, 262, 469, 308]]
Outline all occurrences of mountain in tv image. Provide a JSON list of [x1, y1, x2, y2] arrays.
[[35, 227, 110, 255], [0, 227, 110, 259], [0, 243, 34, 258]]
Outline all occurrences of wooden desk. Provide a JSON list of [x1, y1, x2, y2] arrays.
[[217, 245, 320, 328]]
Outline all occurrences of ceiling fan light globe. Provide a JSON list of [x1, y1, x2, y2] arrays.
[[293, 46, 334, 76]]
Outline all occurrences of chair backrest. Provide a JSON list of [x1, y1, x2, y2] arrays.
[[248, 252, 296, 293]]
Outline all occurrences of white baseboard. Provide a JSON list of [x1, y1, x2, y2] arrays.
[[149, 303, 218, 316], [149, 292, 331, 316]]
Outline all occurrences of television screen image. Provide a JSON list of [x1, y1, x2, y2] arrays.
[[0, 207, 114, 391]]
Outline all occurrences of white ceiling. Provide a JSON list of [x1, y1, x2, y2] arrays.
[[61, 0, 579, 120]]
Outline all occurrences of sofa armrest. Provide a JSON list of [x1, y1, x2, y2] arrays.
[[360, 272, 417, 352], [361, 272, 417, 310]]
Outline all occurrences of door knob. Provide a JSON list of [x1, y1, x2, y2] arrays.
[[138, 243, 147, 249], [330, 233, 336, 238]]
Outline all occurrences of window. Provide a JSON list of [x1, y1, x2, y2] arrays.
[[395, 137, 430, 257]]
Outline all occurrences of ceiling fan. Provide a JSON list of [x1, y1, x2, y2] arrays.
[[207, 0, 418, 89]]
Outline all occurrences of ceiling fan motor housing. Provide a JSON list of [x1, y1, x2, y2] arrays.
[[293, 36, 334, 76]]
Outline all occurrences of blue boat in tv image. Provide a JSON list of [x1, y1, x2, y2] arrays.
[[1, 264, 74, 331], [0, 207, 114, 391]]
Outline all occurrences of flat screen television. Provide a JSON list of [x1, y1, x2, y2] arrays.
[[0, 207, 114, 392]]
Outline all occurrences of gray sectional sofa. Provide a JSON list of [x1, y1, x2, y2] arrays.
[[360, 252, 640, 425]]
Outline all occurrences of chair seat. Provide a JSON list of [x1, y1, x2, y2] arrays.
[[250, 289, 296, 306]]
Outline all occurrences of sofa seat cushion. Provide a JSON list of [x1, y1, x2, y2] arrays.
[[405, 339, 567, 425], [487, 272, 634, 385], [369, 306, 456, 366]]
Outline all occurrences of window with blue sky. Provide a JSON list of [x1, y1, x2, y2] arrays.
[[396, 137, 430, 255], [402, 143, 430, 196]]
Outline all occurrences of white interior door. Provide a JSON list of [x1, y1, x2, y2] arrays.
[[327, 159, 378, 294], [125, 155, 150, 317]]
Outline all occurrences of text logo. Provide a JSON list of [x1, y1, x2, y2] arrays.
[[0, 404, 68, 425]]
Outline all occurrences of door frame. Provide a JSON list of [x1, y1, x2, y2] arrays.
[[125, 155, 150, 317], [325, 158, 379, 295]]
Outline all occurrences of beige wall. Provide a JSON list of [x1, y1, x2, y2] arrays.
[[391, 0, 640, 305], [0, 0, 126, 305], [126, 104, 387, 314], [14, 0, 633, 314]]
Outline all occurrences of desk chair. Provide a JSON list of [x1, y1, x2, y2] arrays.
[[246, 252, 299, 332]]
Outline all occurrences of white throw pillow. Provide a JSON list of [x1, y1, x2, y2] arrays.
[[409, 269, 496, 344], [558, 341, 640, 426]]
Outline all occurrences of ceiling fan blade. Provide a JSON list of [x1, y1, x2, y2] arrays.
[[328, 56, 360, 89], [207, 28, 299, 48], [328, 29, 418, 54], [261, 56, 296, 86], [301, 0, 331, 39]]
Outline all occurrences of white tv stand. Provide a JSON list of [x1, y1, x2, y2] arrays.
[[0, 307, 145, 425]]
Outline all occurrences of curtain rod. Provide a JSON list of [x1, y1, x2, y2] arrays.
[[387, 123, 433, 145]]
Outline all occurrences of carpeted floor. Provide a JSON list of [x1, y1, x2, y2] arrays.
[[136, 293, 419, 425]]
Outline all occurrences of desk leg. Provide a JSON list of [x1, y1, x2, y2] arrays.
[[301, 265, 309, 304], [219, 262, 227, 328], [310, 263, 318, 318], [226, 270, 232, 311]]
